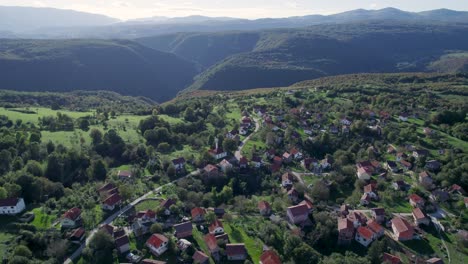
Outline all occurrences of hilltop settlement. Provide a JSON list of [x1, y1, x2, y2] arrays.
[[0, 74, 467, 264]]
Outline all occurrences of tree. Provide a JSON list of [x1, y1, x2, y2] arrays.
[[90, 129, 103, 145], [89, 159, 107, 181], [0, 187, 6, 199], [292, 243, 320, 264], [84, 230, 115, 264], [205, 211, 216, 224], [0, 149, 12, 175], [13, 245, 32, 258], [150, 223, 163, 234], [79, 119, 90, 131], [119, 185, 132, 201], [223, 138, 238, 153]]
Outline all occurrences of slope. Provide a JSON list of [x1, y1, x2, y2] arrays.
[[0, 39, 198, 102]]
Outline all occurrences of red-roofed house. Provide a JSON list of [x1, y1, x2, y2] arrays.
[[146, 234, 169, 256], [115, 235, 130, 254], [287, 204, 309, 225], [239, 157, 249, 169], [203, 164, 219, 177], [338, 218, 354, 245], [409, 194, 425, 208], [391, 217, 414, 241], [290, 148, 303, 160], [260, 250, 282, 264], [367, 220, 384, 238], [226, 244, 247, 261], [69, 227, 85, 243], [192, 250, 209, 264], [357, 167, 372, 180], [258, 201, 272, 216], [102, 193, 122, 211], [383, 253, 402, 264], [191, 207, 206, 222], [282, 152, 292, 163], [412, 208, 429, 226], [0, 198, 26, 215], [61, 207, 82, 228], [355, 226, 375, 247], [209, 219, 224, 235], [204, 234, 220, 260], [299, 199, 314, 213], [136, 210, 157, 223]]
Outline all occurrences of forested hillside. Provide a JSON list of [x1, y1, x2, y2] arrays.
[[179, 22, 468, 92], [0, 39, 198, 102]]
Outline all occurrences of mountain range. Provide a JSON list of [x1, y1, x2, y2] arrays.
[[2, 6, 468, 38]]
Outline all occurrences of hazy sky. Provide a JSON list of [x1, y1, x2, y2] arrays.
[[1, 0, 468, 20]]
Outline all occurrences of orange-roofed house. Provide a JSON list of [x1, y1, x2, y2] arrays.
[[258, 201, 272, 216], [412, 208, 429, 226], [209, 219, 224, 235], [338, 218, 354, 245], [260, 250, 282, 264], [191, 207, 206, 222], [61, 207, 82, 228], [146, 234, 169, 256], [383, 253, 402, 264], [391, 217, 414, 241], [409, 194, 425, 208], [355, 226, 375, 247]]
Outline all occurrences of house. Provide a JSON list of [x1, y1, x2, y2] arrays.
[[172, 157, 186, 170], [213, 208, 225, 218], [301, 157, 318, 171], [141, 260, 166, 264], [174, 222, 193, 239], [115, 235, 130, 254], [360, 193, 371, 206], [426, 258, 444, 264], [281, 173, 294, 187], [226, 244, 247, 261], [423, 127, 434, 136], [265, 149, 276, 159], [61, 207, 82, 228], [400, 160, 412, 171], [113, 228, 125, 239], [299, 199, 314, 213], [203, 164, 219, 177], [99, 224, 115, 236], [98, 183, 117, 195], [209, 219, 224, 235], [357, 167, 372, 180], [465, 197, 468, 208], [102, 193, 122, 211], [209, 138, 227, 159], [413, 149, 430, 159], [382, 253, 402, 264], [69, 227, 85, 243], [321, 158, 332, 169], [449, 184, 467, 195], [430, 189, 450, 203], [425, 160, 442, 171], [260, 250, 282, 264], [391, 217, 414, 241], [367, 220, 384, 238], [398, 113, 409, 122], [348, 211, 367, 228], [341, 118, 352, 126], [355, 226, 375, 247], [282, 152, 292, 163], [136, 210, 157, 223], [409, 194, 425, 208], [146, 234, 169, 256], [132, 219, 152, 237], [273, 156, 283, 166], [160, 199, 176, 215], [290, 148, 303, 160], [419, 171, 433, 186], [192, 251, 209, 264], [371, 208, 385, 224], [258, 201, 272, 216], [364, 184, 378, 200], [340, 204, 350, 217], [337, 218, 354, 245], [117, 170, 132, 180], [225, 130, 239, 140], [286, 204, 309, 225], [191, 207, 206, 222], [412, 208, 429, 226], [396, 152, 408, 162], [393, 181, 408, 191], [204, 234, 220, 260], [215, 233, 230, 243], [251, 156, 262, 168], [386, 161, 399, 173], [0, 198, 26, 215], [287, 188, 299, 203], [239, 157, 249, 169], [218, 159, 233, 172]]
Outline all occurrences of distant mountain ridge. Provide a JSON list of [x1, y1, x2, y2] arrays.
[[3, 7, 468, 38], [0, 6, 119, 33]]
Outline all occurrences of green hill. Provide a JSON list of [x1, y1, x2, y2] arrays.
[[150, 22, 468, 92], [0, 39, 198, 102]]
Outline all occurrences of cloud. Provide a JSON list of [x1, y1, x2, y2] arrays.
[[370, 3, 378, 9]]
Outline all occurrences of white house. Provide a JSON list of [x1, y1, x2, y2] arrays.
[[355, 226, 375, 247], [0, 198, 26, 215], [282, 173, 294, 187], [209, 220, 224, 235], [60, 207, 82, 228], [146, 234, 169, 256]]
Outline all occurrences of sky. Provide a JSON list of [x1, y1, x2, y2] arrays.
[[1, 0, 468, 20]]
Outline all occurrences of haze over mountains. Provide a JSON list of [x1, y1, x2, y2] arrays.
[[2, 6, 468, 38], [0, 5, 468, 101]]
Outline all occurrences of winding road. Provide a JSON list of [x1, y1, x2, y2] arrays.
[[234, 118, 260, 160], [63, 169, 200, 264]]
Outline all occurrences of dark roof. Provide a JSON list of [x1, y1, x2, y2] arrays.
[[287, 204, 309, 217], [226, 243, 247, 256], [174, 222, 193, 234], [160, 198, 176, 209], [103, 193, 122, 206], [372, 208, 385, 216], [141, 259, 166, 264], [115, 235, 129, 248], [70, 227, 85, 239], [118, 170, 132, 177], [172, 157, 186, 165], [0, 198, 21, 207]]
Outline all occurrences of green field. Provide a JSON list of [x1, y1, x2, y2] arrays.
[[30, 207, 57, 230], [224, 222, 263, 263], [135, 200, 160, 212]]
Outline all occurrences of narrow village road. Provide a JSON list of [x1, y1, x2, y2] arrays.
[[63, 169, 200, 264], [234, 118, 260, 160]]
